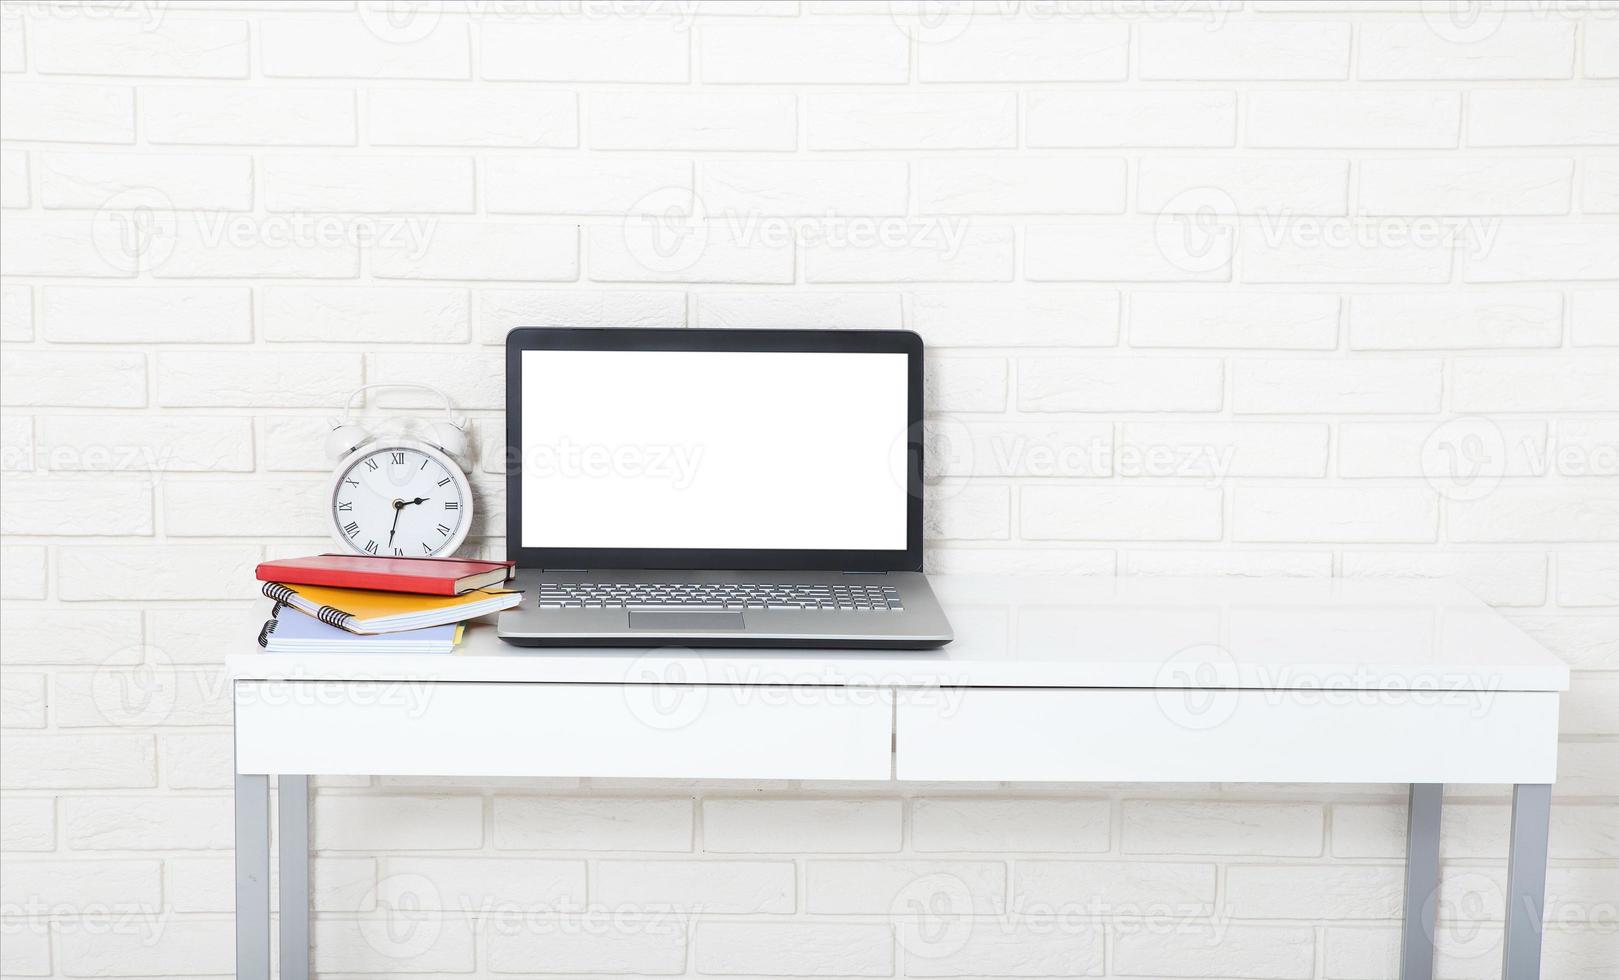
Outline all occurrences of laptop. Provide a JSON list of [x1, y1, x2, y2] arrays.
[[497, 327, 953, 649]]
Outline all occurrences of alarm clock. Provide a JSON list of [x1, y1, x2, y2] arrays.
[[323, 384, 473, 558]]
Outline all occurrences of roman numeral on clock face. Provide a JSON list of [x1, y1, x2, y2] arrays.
[[338, 447, 465, 558]]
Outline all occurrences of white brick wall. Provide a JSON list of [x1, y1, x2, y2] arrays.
[[1, 4, 1615, 978]]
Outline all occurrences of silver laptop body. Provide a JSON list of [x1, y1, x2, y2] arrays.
[[497, 327, 952, 649]]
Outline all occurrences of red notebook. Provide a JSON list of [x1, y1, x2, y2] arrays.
[[256, 554, 516, 596]]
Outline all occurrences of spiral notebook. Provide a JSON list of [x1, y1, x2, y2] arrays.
[[259, 581, 522, 634], [260, 605, 463, 653]]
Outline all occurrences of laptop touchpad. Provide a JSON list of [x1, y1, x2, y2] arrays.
[[628, 611, 746, 631]]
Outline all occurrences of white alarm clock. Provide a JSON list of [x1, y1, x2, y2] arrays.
[[323, 384, 473, 558]]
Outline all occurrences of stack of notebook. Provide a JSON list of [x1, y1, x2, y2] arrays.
[[255, 555, 522, 654]]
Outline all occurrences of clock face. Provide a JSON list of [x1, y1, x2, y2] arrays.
[[330, 443, 470, 557]]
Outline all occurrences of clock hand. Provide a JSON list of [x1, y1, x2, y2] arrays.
[[388, 499, 404, 546]]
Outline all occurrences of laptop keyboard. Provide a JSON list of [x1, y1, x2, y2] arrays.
[[538, 582, 903, 612]]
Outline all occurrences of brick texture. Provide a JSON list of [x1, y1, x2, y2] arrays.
[[1, 6, 1614, 978]]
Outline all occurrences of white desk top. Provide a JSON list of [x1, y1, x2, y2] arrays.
[[228, 576, 1567, 692]]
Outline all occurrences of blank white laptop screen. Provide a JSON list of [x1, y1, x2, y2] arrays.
[[521, 349, 910, 551]]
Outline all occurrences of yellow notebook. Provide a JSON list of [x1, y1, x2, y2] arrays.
[[261, 581, 522, 634]]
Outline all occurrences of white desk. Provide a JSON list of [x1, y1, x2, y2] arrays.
[[229, 575, 1568, 980]]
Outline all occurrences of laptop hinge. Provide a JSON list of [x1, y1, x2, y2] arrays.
[[842, 570, 890, 575]]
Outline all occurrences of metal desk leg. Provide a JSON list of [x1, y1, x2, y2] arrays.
[[1400, 783, 1443, 980], [235, 773, 271, 980], [1502, 784, 1552, 980], [279, 775, 311, 980]]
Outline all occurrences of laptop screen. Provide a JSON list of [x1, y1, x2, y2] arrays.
[[519, 347, 911, 553]]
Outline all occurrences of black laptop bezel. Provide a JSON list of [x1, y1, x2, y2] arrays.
[[506, 327, 925, 573]]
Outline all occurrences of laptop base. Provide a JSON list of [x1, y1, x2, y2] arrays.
[[497, 570, 952, 650]]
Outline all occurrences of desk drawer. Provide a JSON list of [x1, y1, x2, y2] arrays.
[[237, 681, 891, 780], [895, 688, 1559, 784]]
